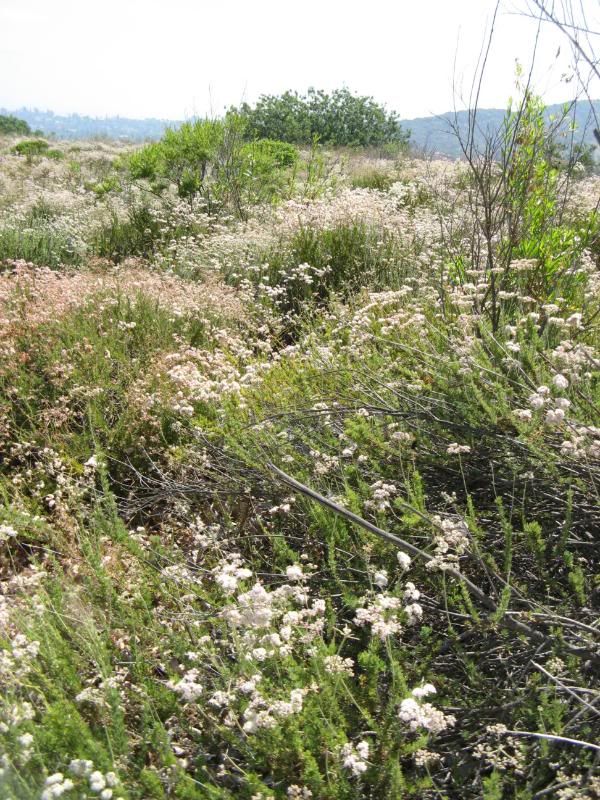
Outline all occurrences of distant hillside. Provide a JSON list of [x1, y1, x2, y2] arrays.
[[2, 101, 599, 157], [0, 108, 179, 141], [402, 100, 600, 158]]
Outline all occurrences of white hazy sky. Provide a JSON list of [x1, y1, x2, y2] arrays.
[[1, 0, 599, 120]]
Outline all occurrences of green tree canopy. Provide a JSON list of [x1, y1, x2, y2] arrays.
[[234, 88, 409, 147], [0, 114, 31, 136]]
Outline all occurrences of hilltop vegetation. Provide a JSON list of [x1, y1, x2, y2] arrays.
[[0, 114, 33, 137], [3, 98, 599, 163], [0, 90, 599, 799]]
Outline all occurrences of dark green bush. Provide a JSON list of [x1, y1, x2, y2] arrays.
[[13, 139, 50, 157], [235, 88, 410, 147], [92, 206, 163, 262], [0, 114, 31, 136]]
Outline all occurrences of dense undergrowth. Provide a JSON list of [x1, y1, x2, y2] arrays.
[[0, 93, 599, 800]]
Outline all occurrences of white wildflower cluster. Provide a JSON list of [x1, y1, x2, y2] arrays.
[[41, 773, 75, 799], [285, 564, 304, 581], [212, 553, 253, 594], [323, 654, 355, 675], [160, 561, 203, 586], [220, 572, 325, 661], [389, 429, 414, 445], [308, 448, 339, 476], [0, 523, 18, 543], [164, 339, 267, 413], [398, 684, 456, 734], [365, 480, 398, 512], [75, 686, 107, 707], [353, 584, 423, 640], [62, 760, 122, 799], [254, 262, 332, 310], [354, 593, 402, 639], [473, 724, 526, 775], [518, 379, 574, 427], [268, 495, 296, 515], [559, 424, 600, 460], [509, 258, 539, 273], [372, 569, 388, 588], [287, 785, 313, 799], [446, 443, 471, 455], [397, 551, 412, 571], [40, 761, 121, 799], [0, 632, 40, 681], [403, 582, 425, 625], [413, 748, 441, 767], [0, 700, 35, 734], [17, 729, 33, 753], [527, 384, 550, 410], [554, 771, 600, 799], [339, 740, 370, 776], [242, 687, 307, 733], [426, 515, 470, 571], [207, 689, 236, 709], [168, 667, 204, 702], [75, 668, 129, 709], [552, 340, 598, 383]]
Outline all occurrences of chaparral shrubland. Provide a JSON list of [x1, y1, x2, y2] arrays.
[[0, 93, 598, 799]]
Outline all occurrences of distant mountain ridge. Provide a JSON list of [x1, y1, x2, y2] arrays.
[[2, 101, 599, 158], [402, 101, 600, 158], [0, 107, 179, 142]]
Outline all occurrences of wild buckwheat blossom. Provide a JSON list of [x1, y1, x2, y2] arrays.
[[340, 740, 370, 776], [398, 685, 456, 734], [446, 443, 471, 455], [0, 523, 18, 542], [285, 564, 304, 581], [212, 554, 253, 593], [0, 633, 40, 681], [426, 515, 470, 571], [41, 774, 75, 799], [287, 786, 313, 799], [353, 593, 403, 639], [323, 654, 355, 675], [167, 668, 203, 702], [396, 551, 412, 571], [373, 569, 389, 588], [365, 480, 398, 512], [218, 571, 326, 662], [242, 687, 307, 733], [353, 583, 425, 639]]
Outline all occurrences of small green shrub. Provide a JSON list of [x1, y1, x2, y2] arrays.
[[351, 167, 395, 191], [127, 120, 299, 217], [244, 138, 299, 168], [91, 205, 162, 262], [0, 227, 82, 267], [13, 138, 50, 157], [128, 120, 223, 203], [91, 175, 121, 197], [233, 222, 408, 324]]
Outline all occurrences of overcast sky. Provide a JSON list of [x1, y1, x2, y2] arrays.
[[1, 0, 599, 120]]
